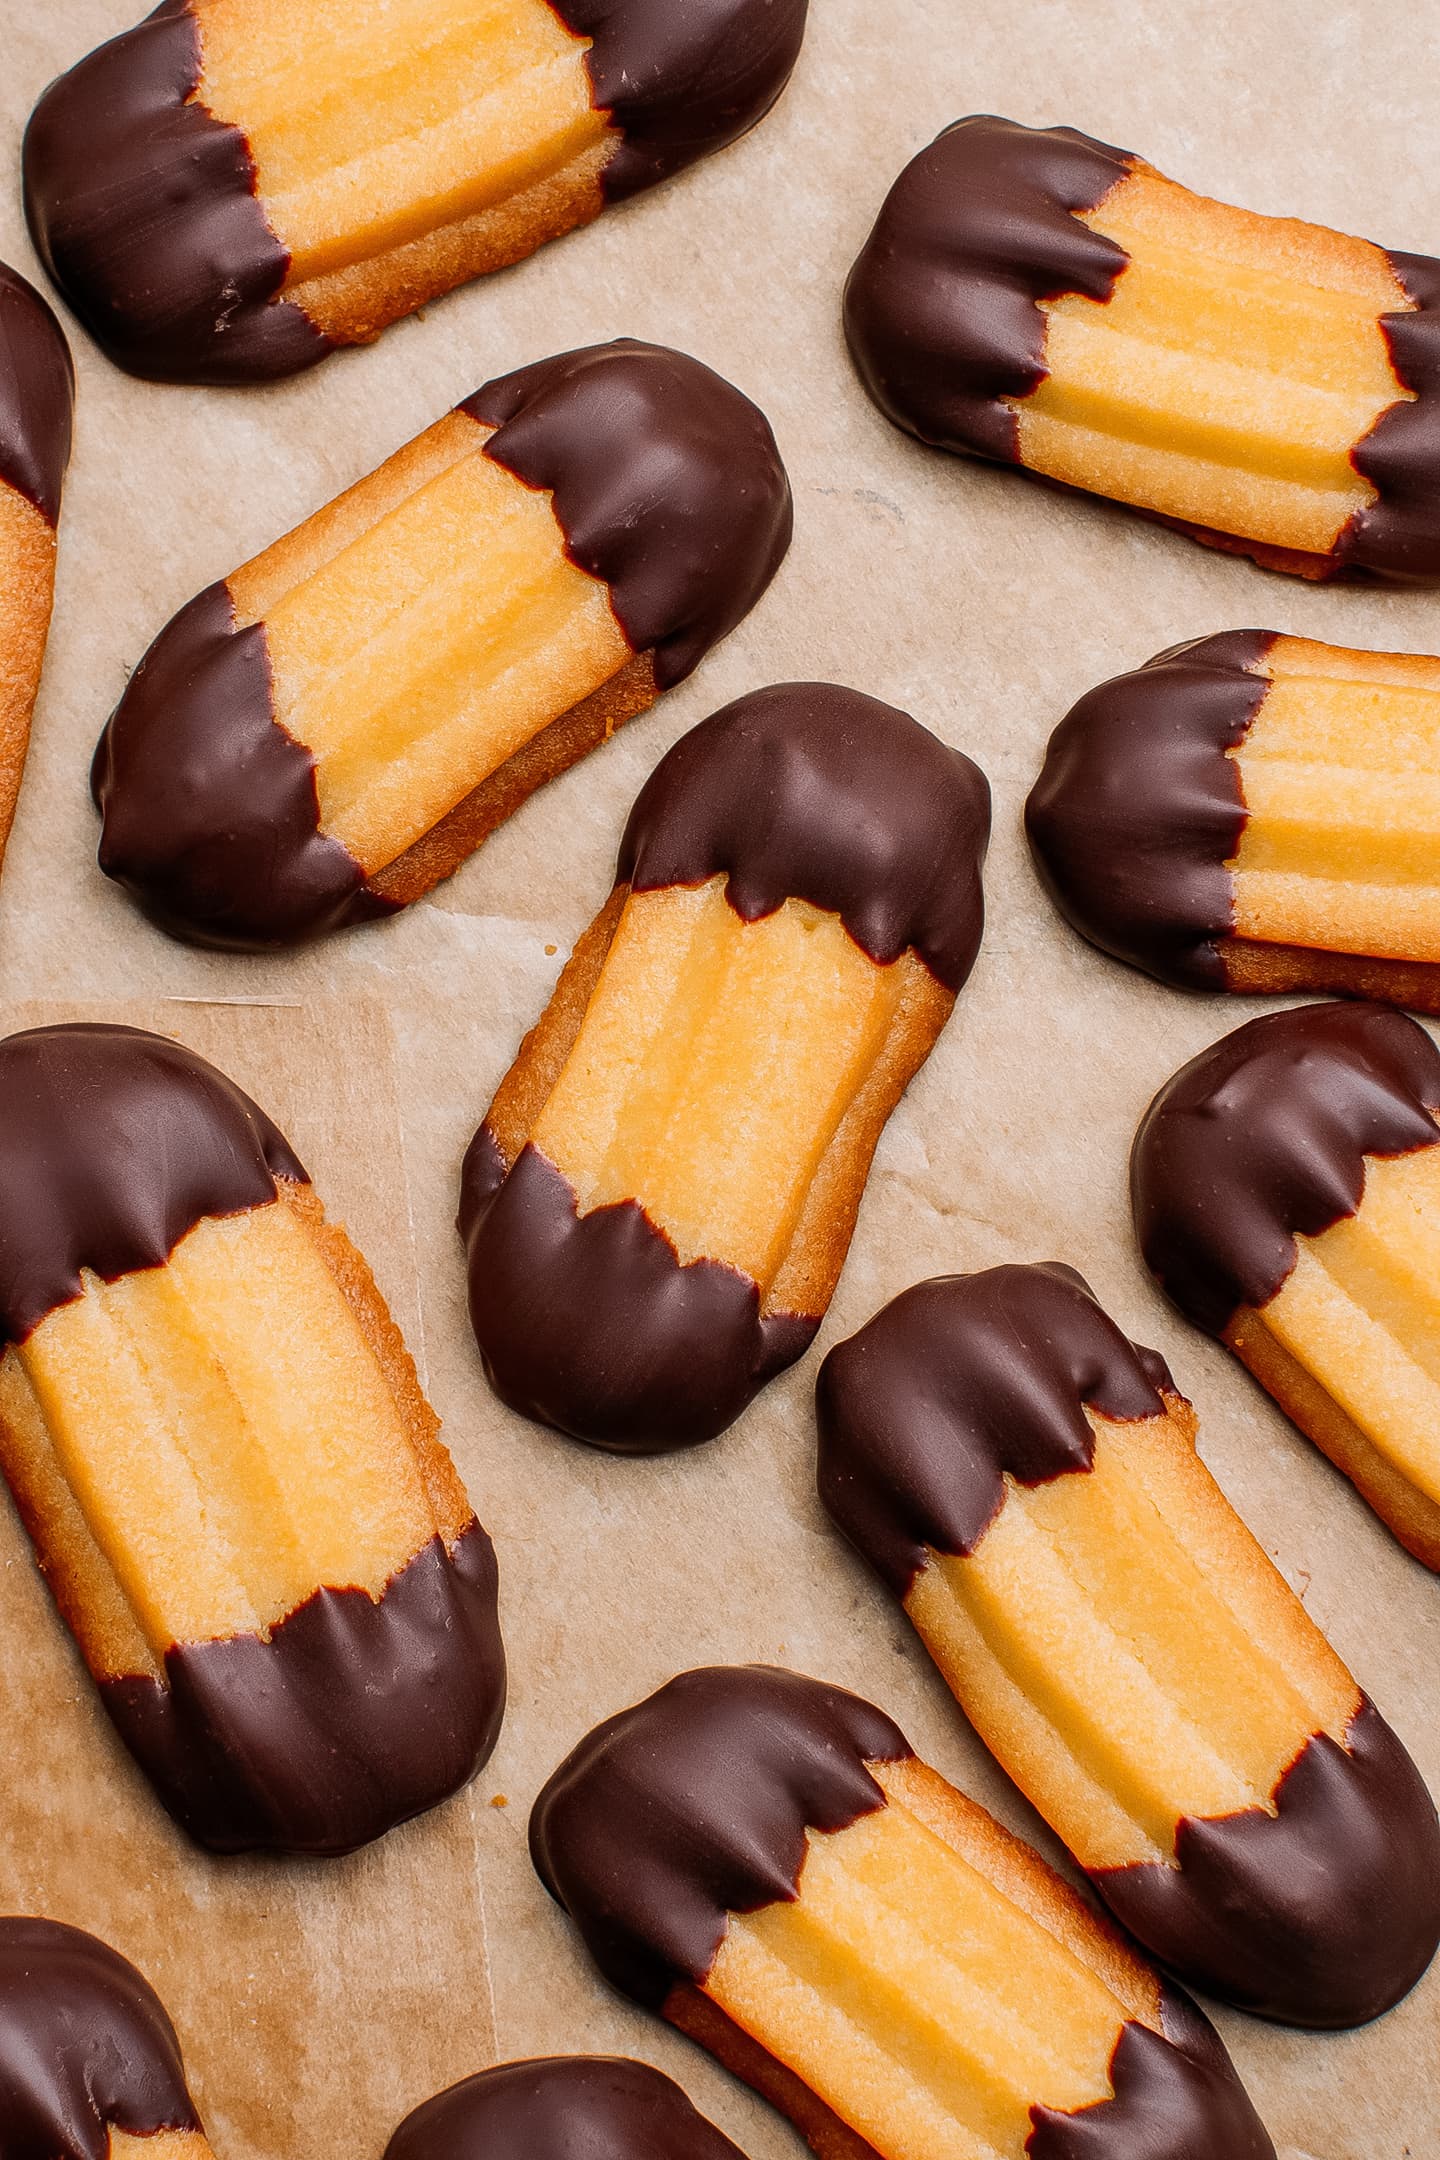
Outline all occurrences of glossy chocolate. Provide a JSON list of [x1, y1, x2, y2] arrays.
[[556, 0, 809, 201], [843, 116, 1131, 462], [530, 1665, 908, 2008], [0, 1022, 304, 1347], [818, 1261, 1440, 2026], [0, 1917, 202, 2160], [460, 1137, 816, 1455], [1025, 633, 1273, 989], [1095, 1699, 1440, 2029], [534, 1668, 1275, 2160], [465, 340, 793, 689], [1341, 250, 1440, 582], [1029, 1988, 1274, 2160], [104, 1521, 505, 1857], [1132, 1001, 1440, 1336], [0, 262, 74, 527], [816, 1262, 1175, 1595], [461, 684, 987, 1451], [385, 2056, 748, 2160], [23, 0, 328, 386], [94, 344, 790, 950], [618, 682, 991, 989], [91, 582, 389, 952]]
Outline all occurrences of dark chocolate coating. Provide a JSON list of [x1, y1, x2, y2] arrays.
[[0, 1021, 304, 1347], [556, 0, 809, 202], [91, 581, 389, 952], [23, 0, 328, 386], [0, 261, 74, 527], [461, 684, 987, 1452], [104, 1522, 506, 1857], [845, 119, 1440, 585], [843, 116, 1131, 463], [530, 1665, 909, 2007], [0, 1022, 506, 1854], [816, 1261, 1175, 1595], [385, 2055, 749, 2160], [460, 1138, 816, 1455], [95, 343, 790, 950], [1095, 1700, 1440, 2029], [1025, 633, 1273, 990], [618, 681, 991, 990], [465, 340, 793, 689], [0, 1917, 202, 2160], [1132, 1001, 1440, 1336], [1340, 250, 1440, 583], [817, 1261, 1440, 2026], [1028, 1988, 1274, 2160], [533, 1668, 1274, 2160]]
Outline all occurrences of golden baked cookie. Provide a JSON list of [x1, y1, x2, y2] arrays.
[[25, 0, 808, 383], [0, 261, 73, 883], [817, 1260, 1440, 2026], [531, 1665, 1276, 2160], [0, 1023, 506, 1854], [0, 1916, 214, 2160], [1028, 630, 1440, 1011], [461, 682, 989, 1453], [92, 341, 791, 950], [847, 116, 1440, 582], [1133, 1000, 1440, 1570]]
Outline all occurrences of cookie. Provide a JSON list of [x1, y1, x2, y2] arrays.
[[0, 261, 73, 882], [92, 342, 791, 950], [24, 0, 808, 384], [817, 1260, 1440, 2025], [846, 116, 1440, 582], [384, 2056, 748, 2160], [0, 1916, 212, 2160], [531, 1665, 1275, 2160], [1027, 630, 1440, 1009], [0, 1023, 506, 1853], [460, 682, 989, 1453], [1133, 1000, 1440, 1569]]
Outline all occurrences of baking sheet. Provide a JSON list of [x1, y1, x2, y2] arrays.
[[2, 3, 1438, 2155]]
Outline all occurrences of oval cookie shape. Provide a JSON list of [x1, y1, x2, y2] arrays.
[[23, 0, 808, 384], [1027, 629, 1440, 1011], [816, 1260, 1440, 2025], [92, 341, 791, 951], [1132, 999, 1440, 1569], [0, 1023, 506, 1854], [531, 1665, 1275, 2160], [459, 681, 989, 1453], [384, 2056, 750, 2160], [845, 115, 1440, 583], [0, 1915, 212, 2160]]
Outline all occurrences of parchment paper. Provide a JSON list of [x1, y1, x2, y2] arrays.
[[2, 4, 1437, 2156]]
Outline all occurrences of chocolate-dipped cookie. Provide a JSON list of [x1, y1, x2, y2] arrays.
[[24, 0, 808, 385], [1027, 630, 1440, 1011], [460, 681, 989, 1454], [384, 2056, 749, 2160], [817, 1260, 1440, 2026], [0, 1916, 212, 2160], [91, 341, 791, 951], [0, 261, 74, 886], [845, 115, 1440, 583], [531, 1665, 1275, 2160], [0, 1023, 505, 1854], [1133, 1000, 1440, 1569]]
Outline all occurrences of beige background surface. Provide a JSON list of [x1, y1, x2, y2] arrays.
[[2, 2, 1438, 2155]]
